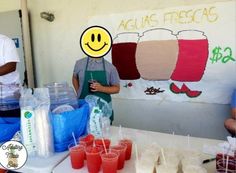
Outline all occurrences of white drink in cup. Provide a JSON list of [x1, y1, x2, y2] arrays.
[[135, 158, 156, 173], [156, 164, 178, 173], [182, 165, 207, 173]]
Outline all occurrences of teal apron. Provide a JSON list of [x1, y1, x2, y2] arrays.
[[79, 57, 114, 122]]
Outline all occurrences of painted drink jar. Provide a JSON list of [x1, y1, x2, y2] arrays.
[[135, 28, 179, 80], [171, 30, 209, 82], [112, 32, 140, 80]]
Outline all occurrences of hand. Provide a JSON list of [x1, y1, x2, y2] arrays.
[[90, 82, 104, 92]]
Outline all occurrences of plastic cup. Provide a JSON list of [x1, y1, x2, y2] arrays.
[[136, 157, 157, 173], [141, 150, 159, 164], [183, 149, 200, 157], [110, 144, 127, 170], [156, 164, 178, 173], [0, 169, 6, 173], [101, 150, 119, 173], [161, 156, 179, 169], [157, 148, 179, 168], [182, 165, 207, 173], [216, 153, 236, 172], [88, 79, 97, 93], [119, 139, 133, 160], [79, 134, 94, 147], [181, 156, 201, 169], [68, 143, 85, 169], [95, 138, 111, 151], [86, 146, 102, 173]]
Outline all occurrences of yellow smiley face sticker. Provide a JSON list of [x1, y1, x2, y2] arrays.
[[80, 26, 112, 58]]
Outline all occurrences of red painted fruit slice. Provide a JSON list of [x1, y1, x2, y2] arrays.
[[170, 83, 181, 94], [186, 90, 202, 98]]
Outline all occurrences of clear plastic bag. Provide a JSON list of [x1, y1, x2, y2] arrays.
[[44, 82, 78, 112], [85, 95, 112, 138], [85, 95, 112, 118], [0, 84, 21, 111], [20, 88, 37, 156]]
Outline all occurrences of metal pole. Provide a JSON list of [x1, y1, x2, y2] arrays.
[[20, 0, 35, 88]]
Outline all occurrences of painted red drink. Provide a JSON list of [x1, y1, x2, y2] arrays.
[[68, 143, 85, 169], [119, 139, 132, 160], [112, 33, 140, 80], [101, 151, 119, 173], [171, 30, 209, 82], [110, 144, 127, 170], [86, 146, 102, 173]]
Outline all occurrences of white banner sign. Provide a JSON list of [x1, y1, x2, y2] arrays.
[[88, 1, 236, 104]]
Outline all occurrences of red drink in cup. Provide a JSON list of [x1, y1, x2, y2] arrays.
[[119, 139, 132, 160], [0, 169, 6, 173], [110, 144, 127, 170], [86, 146, 102, 173], [216, 153, 236, 172], [79, 134, 95, 160], [101, 151, 119, 173], [95, 138, 111, 151], [68, 143, 85, 169], [79, 134, 94, 147]]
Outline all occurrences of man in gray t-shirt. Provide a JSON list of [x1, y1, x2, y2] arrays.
[[73, 26, 120, 122], [72, 57, 120, 98]]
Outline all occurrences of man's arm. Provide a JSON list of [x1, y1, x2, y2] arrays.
[[0, 62, 17, 76], [72, 74, 79, 95]]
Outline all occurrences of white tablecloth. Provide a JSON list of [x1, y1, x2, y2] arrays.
[[53, 126, 224, 173]]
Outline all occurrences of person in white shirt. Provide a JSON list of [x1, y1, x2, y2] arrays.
[[0, 34, 21, 118]]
